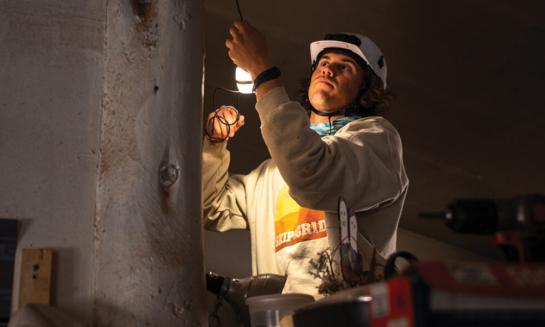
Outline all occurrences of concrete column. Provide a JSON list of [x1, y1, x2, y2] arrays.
[[93, 0, 206, 326], [1, 0, 205, 325]]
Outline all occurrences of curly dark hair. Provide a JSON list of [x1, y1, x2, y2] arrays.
[[298, 64, 394, 117]]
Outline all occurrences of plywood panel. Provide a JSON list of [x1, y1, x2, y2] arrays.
[[18, 248, 53, 308]]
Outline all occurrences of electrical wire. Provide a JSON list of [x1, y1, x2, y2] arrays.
[[206, 106, 241, 143], [204, 0, 245, 143], [208, 295, 223, 327], [213, 87, 241, 109], [206, 87, 243, 143], [235, 0, 244, 21]]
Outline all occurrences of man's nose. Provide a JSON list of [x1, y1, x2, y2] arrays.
[[321, 65, 334, 77]]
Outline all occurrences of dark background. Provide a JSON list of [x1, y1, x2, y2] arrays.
[[202, 0, 545, 275]]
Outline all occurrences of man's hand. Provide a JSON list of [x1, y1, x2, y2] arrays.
[[206, 106, 245, 142], [225, 20, 272, 80]]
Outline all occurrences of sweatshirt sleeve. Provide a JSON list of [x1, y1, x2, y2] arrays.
[[255, 87, 408, 213], [202, 138, 249, 231]]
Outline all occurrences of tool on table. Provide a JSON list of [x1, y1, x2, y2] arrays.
[[420, 194, 545, 262]]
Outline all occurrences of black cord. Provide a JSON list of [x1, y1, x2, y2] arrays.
[[213, 87, 240, 110], [208, 295, 223, 327], [208, 0, 244, 143], [206, 106, 240, 143], [235, 0, 244, 21], [206, 87, 242, 143]]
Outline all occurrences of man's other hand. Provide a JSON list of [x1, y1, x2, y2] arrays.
[[225, 20, 272, 80], [206, 106, 245, 142]]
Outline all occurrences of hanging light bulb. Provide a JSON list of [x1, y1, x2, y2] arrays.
[[235, 67, 253, 94]]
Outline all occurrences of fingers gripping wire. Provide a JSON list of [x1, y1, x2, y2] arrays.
[[206, 106, 241, 143], [206, 87, 242, 143]]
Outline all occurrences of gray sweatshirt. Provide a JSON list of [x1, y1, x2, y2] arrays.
[[202, 87, 409, 298]]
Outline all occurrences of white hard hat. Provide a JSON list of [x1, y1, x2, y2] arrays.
[[310, 33, 387, 89]]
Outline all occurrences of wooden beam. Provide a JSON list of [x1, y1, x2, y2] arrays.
[[18, 248, 53, 308]]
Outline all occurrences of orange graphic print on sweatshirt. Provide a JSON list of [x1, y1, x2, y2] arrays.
[[274, 186, 327, 252]]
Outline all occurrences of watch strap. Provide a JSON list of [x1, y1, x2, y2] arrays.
[[252, 66, 281, 93]]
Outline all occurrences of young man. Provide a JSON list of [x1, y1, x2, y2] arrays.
[[202, 21, 408, 298]]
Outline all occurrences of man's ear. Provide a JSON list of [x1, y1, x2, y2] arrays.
[[358, 69, 371, 94]]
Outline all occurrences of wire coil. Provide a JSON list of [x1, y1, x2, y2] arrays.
[[206, 105, 241, 143]]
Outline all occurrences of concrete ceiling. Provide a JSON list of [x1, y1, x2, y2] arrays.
[[203, 0, 545, 259]]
